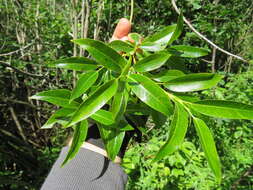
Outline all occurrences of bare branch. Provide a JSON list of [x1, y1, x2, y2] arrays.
[[0, 42, 33, 57], [0, 61, 45, 78], [171, 0, 248, 63], [9, 106, 27, 142]]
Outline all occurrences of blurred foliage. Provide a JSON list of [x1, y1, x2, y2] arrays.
[[0, 0, 253, 189]]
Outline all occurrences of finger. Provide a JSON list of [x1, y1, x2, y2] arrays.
[[112, 18, 131, 39]]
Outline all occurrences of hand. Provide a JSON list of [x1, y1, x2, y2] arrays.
[[111, 18, 132, 42]]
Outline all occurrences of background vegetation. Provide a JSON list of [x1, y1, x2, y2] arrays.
[[0, 0, 253, 189]]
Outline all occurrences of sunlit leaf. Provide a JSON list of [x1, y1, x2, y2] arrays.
[[48, 57, 97, 71], [193, 117, 221, 182], [66, 79, 118, 127], [129, 74, 173, 116], [41, 108, 75, 129], [168, 13, 183, 45], [154, 103, 188, 162], [134, 53, 171, 72], [169, 45, 210, 58], [109, 40, 134, 53], [73, 39, 126, 72], [151, 70, 185, 82], [164, 73, 222, 92], [98, 124, 125, 160], [90, 109, 115, 126], [30, 89, 79, 108], [61, 120, 88, 167], [70, 71, 98, 102], [190, 100, 253, 119]]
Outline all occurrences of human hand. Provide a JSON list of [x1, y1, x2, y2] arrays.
[[110, 18, 132, 42]]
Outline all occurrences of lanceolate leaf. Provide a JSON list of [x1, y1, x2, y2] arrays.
[[61, 120, 88, 167], [139, 41, 166, 52], [140, 24, 176, 52], [90, 109, 115, 126], [66, 79, 118, 127], [168, 13, 183, 45], [109, 40, 134, 53], [73, 39, 126, 72], [169, 45, 210, 58], [111, 79, 128, 122], [164, 73, 222, 92], [129, 74, 173, 116], [30, 89, 79, 108], [70, 71, 99, 102], [143, 25, 176, 45], [189, 100, 253, 120], [98, 125, 125, 160], [151, 70, 185, 82], [41, 108, 75, 129], [193, 117, 221, 182], [153, 103, 188, 162], [48, 57, 97, 71], [134, 53, 171, 72]]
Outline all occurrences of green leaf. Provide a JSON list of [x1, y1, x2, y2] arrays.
[[41, 108, 75, 129], [153, 103, 188, 162], [73, 39, 126, 72], [30, 89, 79, 108], [111, 79, 128, 122], [70, 71, 98, 102], [128, 33, 142, 44], [189, 100, 253, 120], [134, 53, 171, 72], [61, 120, 88, 167], [143, 24, 176, 45], [67, 79, 118, 127], [129, 74, 173, 116], [90, 109, 115, 126], [168, 13, 183, 45], [48, 57, 97, 71], [193, 117, 221, 182], [166, 56, 187, 73], [151, 70, 185, 82], [109, 40, 134, 53], [164, 73, 222, 92], [151, 110, 168, 127], [169, 45, 210, 58], [98, 125, 125, 160], [139, 41, 166, 52]]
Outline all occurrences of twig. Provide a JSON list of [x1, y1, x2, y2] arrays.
[[0, 97, 37, 109], [171, 0, 248, 63], [130, 0, 134, 23], [0, 43, 33, 57], [0, 61, 45, 78], [9, 107, 27, 142]]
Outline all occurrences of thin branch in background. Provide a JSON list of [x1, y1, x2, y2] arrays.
[[0, 61, 45, 78], [9, 106, 27, 142], [202, 47, 217, 73], [72, 0, 78, 87], [0, 42, 33, 57], [130, 0, 134, 23], [94, 0, 104, 40], [171, 0, 249, 63], [79, 0, 85, 56], [0, 97, 37, 109]]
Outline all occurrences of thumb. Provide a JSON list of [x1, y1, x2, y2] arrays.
[[112, 18, 131, 40]]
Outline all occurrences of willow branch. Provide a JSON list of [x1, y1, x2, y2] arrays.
[[171, 0, 248, 63], [0, 61, 45, 78]]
